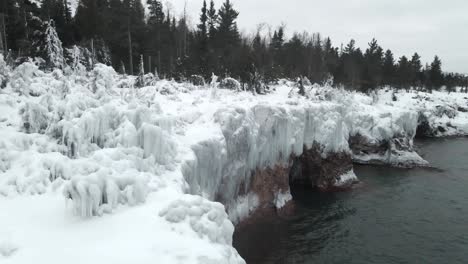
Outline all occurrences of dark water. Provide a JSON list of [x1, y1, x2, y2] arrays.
[[233, 138, 468, 264]]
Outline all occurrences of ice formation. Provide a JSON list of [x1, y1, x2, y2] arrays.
[[2, 60, 468, 263]]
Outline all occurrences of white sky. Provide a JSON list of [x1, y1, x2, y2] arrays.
[[166, 0, 468, 73]]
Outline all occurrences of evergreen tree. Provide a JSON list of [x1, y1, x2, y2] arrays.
[[32, 20, 64, 70], [198, 0, 208, 41], [147, 0, 164, 25], [75, 0, 100, 39], [397, 56, 411, 89], [342, 39, 363, 89], [217, 0, 239, 46], [363, 38, 383, 90], [196, 0, 209, 75], [410, 52, 422, 88], [323, 37, 339, 78], [382, 49, 396, 85], [429, 55, 443, 90], [4, 0, 466, 91], [215, 0, 240, 76], [207, 0, 217, 40]]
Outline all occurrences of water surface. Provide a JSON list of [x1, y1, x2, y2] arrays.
[[234, 138, 468, 264]]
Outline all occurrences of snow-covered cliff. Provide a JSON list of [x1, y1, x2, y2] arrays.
[[1, 59, 468, 263]]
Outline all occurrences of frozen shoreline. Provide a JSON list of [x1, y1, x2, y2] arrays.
[[1, 61, 468, 263]]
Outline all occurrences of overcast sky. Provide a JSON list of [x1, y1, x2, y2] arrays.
[[166, 0, 468, 73]]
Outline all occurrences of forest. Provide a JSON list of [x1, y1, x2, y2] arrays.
[[1, 0, 467, 91]]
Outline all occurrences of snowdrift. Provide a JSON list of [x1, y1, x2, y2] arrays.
[[2, 59, 468, 263]]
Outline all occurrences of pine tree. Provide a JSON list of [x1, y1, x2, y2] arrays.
[[397, 56, 411, 90], [33, 20, 64, 70], [75, 0, 100, 39], [410, 52, 422, 88], [198, 0, 208, 40], [196, 0, 209, 75], [147, 0, 164, 25], [45, 20, 65, 69], [429, 55, 443, 90], [207, 0, 217, 40], [382, 49, 395, 86], [323, 37, 338, 78], [342, 39, 362, 89], [363, 38, 383, 90], [214, 0, 240, 76], [217, 0, 239, 45]]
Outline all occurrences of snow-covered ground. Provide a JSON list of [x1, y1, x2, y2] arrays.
[[1, 59, 468, 263]]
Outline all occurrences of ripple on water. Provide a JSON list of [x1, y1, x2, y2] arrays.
[[234, 138, 468, 264]]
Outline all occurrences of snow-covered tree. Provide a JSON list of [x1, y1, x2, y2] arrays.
[[119, 61, 127, 76], [154, 67, 159, 81], [33, 20, 65, 71], [0, 54, 10, 88], [44, 20, 65, 70], [210, 73, 219, 99], [135, 55, 145, 88], [9, 60, 43, 96]]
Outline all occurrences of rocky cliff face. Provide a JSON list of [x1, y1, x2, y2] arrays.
[[349, 134, 428, 168], [290, 144, 355, 191]]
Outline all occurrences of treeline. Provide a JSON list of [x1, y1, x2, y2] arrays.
[[1, 0, 467, 91]]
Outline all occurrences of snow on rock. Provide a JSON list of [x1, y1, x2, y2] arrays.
[[335, 170, 358, 188], [378, 89, 468, 137], [159, 195, 245, 263], [160, 195, 234, 245], [274, 190, 293, 209], [227, 193, 260, 223], [2, 60, 468, 263]]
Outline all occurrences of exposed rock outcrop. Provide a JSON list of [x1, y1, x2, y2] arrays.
[[349, 134, 428, 168], [290, 144, 356, 191]]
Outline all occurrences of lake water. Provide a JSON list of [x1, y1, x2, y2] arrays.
[[233, 138, 468, 264]]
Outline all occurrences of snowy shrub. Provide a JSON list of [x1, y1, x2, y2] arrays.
[[159, 82, 178, 95], [64, 172, 148, 217], [20, 102, 50, 133], [42, 155, 70, 181], [64, 45, 90, 74], [142, 73, 157, 87], [90, 63, 116, 94], [114, 120, 138, 147], [9, 61, 43, 96], [190, 75, 205, 86], [116, 76, 135, 88], [137, 123, 177, 165], [220, 77, 241, 91], [302, 76, 312, 86]]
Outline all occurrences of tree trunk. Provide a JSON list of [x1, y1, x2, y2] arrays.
[[90, 38, 95, 67], [127, 22, 133, 75], [0, 31, 3, 52], [1, 14, 6, 52], [148, 56, 151, 74]]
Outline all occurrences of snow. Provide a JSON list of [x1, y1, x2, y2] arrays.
[[335, 170, 358, 187], [274, 190, 293, 209], [1, 60, 468, 263]]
